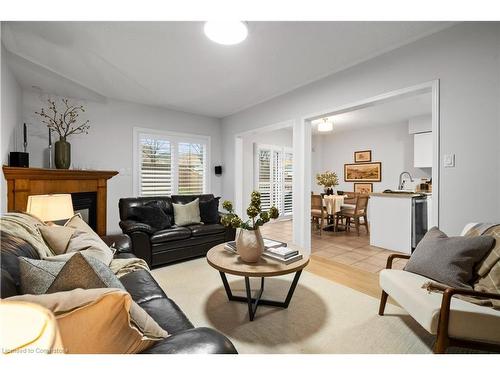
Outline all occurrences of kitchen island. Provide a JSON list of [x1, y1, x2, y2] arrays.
[[369, 192, 430, 254]]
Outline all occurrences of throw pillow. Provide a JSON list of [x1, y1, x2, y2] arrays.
[[129, 205, 171, 231], [19, 252, 124, 295], [404, 227, 495, 289], [173, 198, 201, 226], [199, 197, 220, 224], [39, 225, 114, 265], [7, 288, 168, 353]]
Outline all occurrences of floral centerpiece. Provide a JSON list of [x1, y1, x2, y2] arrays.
[[221, 191, 279, 262], [316, 170, 339, 195], [35, 98, 90, 169]]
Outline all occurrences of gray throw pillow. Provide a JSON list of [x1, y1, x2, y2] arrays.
[[404, 227, 495, 289], [19, 252, 124, 295], [172, 198, 201, 226]]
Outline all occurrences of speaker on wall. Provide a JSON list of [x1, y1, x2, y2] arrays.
[[214, 165, 222, 175], [9, 152, 29, 168]]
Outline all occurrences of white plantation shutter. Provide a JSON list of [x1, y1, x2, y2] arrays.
[[139, 136, 172, 196], [255, 144, 293, 217], [178, 142, 206, 195], [283, 150, 293, 214], [258, 149, 272, 211], [136, 130, 208, 196]]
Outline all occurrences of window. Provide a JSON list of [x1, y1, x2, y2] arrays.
[[255, 144, 293, 216], [135, 129, 209, 196]]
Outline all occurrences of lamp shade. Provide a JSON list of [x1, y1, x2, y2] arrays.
[[26, 194, 74, 222], [0, 301, 64, 354]]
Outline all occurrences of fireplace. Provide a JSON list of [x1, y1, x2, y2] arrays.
[[71, 192, 97, 231]]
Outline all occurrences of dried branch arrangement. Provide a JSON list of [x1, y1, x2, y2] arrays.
[[35, 98, 90, 139]]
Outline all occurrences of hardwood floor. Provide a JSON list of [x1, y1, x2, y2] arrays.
[[260, 218, 407, 300]]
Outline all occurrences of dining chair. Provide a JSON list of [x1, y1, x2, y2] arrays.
[[311, 194, 327, 236], [336, 194, 370, 236]]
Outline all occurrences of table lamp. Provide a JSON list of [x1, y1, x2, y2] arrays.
[[0, 301, 64, 354], [26, 194, 74, 223]]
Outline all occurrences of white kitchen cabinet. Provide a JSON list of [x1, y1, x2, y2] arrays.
[[414, 132, 432, 168]]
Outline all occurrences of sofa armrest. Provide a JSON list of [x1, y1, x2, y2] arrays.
[[119, 220, 155, 235], [142, 327, 238, 354], [385, 253, 411, 269], [101, 234, 132, 253]]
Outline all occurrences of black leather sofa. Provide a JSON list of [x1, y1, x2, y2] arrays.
[[0, 231, 238, 354], [119, 194, 236, 268]]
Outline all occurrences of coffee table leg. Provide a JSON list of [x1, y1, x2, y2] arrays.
[[244, 277, 265, 321], [219, 271, 234, 300]]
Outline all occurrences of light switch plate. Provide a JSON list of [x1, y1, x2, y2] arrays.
[[444, 154, 455, 168]]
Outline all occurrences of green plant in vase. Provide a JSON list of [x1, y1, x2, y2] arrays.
[[36, 98, 90, 169], [316, 170, 339, 195], [221, 191, 279, 262]]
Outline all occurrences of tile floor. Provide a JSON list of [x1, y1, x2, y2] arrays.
[[260, 219, 408, 274]]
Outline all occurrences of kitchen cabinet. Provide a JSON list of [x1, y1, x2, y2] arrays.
[[414, 132, 432, 168]]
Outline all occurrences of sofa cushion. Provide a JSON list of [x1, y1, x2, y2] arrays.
[[404, 227, 494, 289], [150, 227, 192, 244], [129, 205, 172, 231], [380, 269, 500, 343], [19, 252, 124, 295], [7, 288, 168, 353], [199, 197, 220, 224], [173, 198, 201, 226], [187, 223, 226, 237]]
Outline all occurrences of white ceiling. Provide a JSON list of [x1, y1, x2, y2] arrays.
[[312, 91, 432, 134], [2, 21, 452, 118]]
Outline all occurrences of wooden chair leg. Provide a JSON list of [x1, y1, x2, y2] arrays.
[[364, 215, 369, 234], [378, 290, 388, 316], [355, 217, 360, 236]]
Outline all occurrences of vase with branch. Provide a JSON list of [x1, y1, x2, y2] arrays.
[[221, 191, 279, 262], [35, 98, 90, 169], [316, 170, 339, 195]]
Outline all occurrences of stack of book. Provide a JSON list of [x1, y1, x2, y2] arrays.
[[223, 238, 303, 264], [262, 246, 303, 264]]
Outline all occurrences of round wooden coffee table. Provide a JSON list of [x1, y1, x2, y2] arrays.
[[207, 243, 309, 321]]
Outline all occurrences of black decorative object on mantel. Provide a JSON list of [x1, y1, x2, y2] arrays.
[[35, 98, 90, 169], [9, 123, 29, 167]]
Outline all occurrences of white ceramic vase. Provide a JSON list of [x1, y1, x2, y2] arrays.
[[236, 227, 264, 263]]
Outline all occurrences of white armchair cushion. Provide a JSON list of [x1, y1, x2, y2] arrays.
[[379, 269, 500, 343]]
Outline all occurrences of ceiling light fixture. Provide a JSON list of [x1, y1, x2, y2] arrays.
[[204, 21, 248, 45], [318, 118, 334, 132]]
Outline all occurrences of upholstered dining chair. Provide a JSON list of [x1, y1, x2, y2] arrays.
[[311, 194, 327, 236], [336, 194, 370, 236]]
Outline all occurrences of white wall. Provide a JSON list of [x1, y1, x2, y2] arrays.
[[1, 45, 23, 213], [221, 22, 500, 235], [311, 123, 431, 193], [241, 127, 293, 213], [20, 90, 223, 234]]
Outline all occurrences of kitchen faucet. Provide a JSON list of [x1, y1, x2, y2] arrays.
[[398, 171, 414, 190]]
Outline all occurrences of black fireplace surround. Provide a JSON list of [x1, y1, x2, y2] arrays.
[[71, 192, 97, 231]]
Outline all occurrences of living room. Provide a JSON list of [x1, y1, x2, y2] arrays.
[[1, 1, 500, 374]]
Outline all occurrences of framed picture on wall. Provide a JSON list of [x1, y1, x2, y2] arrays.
[[344, 162, 382, 182], [354, 183, 373, 194], [354, 150, 372, 163]]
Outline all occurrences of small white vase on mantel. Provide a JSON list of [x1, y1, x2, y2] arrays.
[[236, 227, 264, 263]]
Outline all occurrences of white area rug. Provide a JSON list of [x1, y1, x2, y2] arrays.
[[152, 258, 446, 354]]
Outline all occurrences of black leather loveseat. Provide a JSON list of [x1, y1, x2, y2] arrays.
[[0, 231, 238, 354], [119, 194, 236, 268]]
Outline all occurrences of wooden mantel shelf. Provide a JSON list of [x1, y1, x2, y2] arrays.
[[2, 166, 118, 236], [3, 166, 118, 180]]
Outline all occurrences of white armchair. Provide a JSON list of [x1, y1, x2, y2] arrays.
[[378, 223, 500, 353]]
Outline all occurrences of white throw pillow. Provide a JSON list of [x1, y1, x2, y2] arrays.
[[173, 198, 201, 226]]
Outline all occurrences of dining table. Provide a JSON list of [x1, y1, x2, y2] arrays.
[[322, 194, 347, 231]]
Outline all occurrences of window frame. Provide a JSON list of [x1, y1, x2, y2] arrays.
[[133, 127, 211, 197]]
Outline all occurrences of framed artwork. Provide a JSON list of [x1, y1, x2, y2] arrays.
[[344, 162, 382, 182], [354, 150, 372, 163], [354, 183, 373, 194]]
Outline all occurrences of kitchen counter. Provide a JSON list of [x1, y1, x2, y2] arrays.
[[370, 192, 431, 198]]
